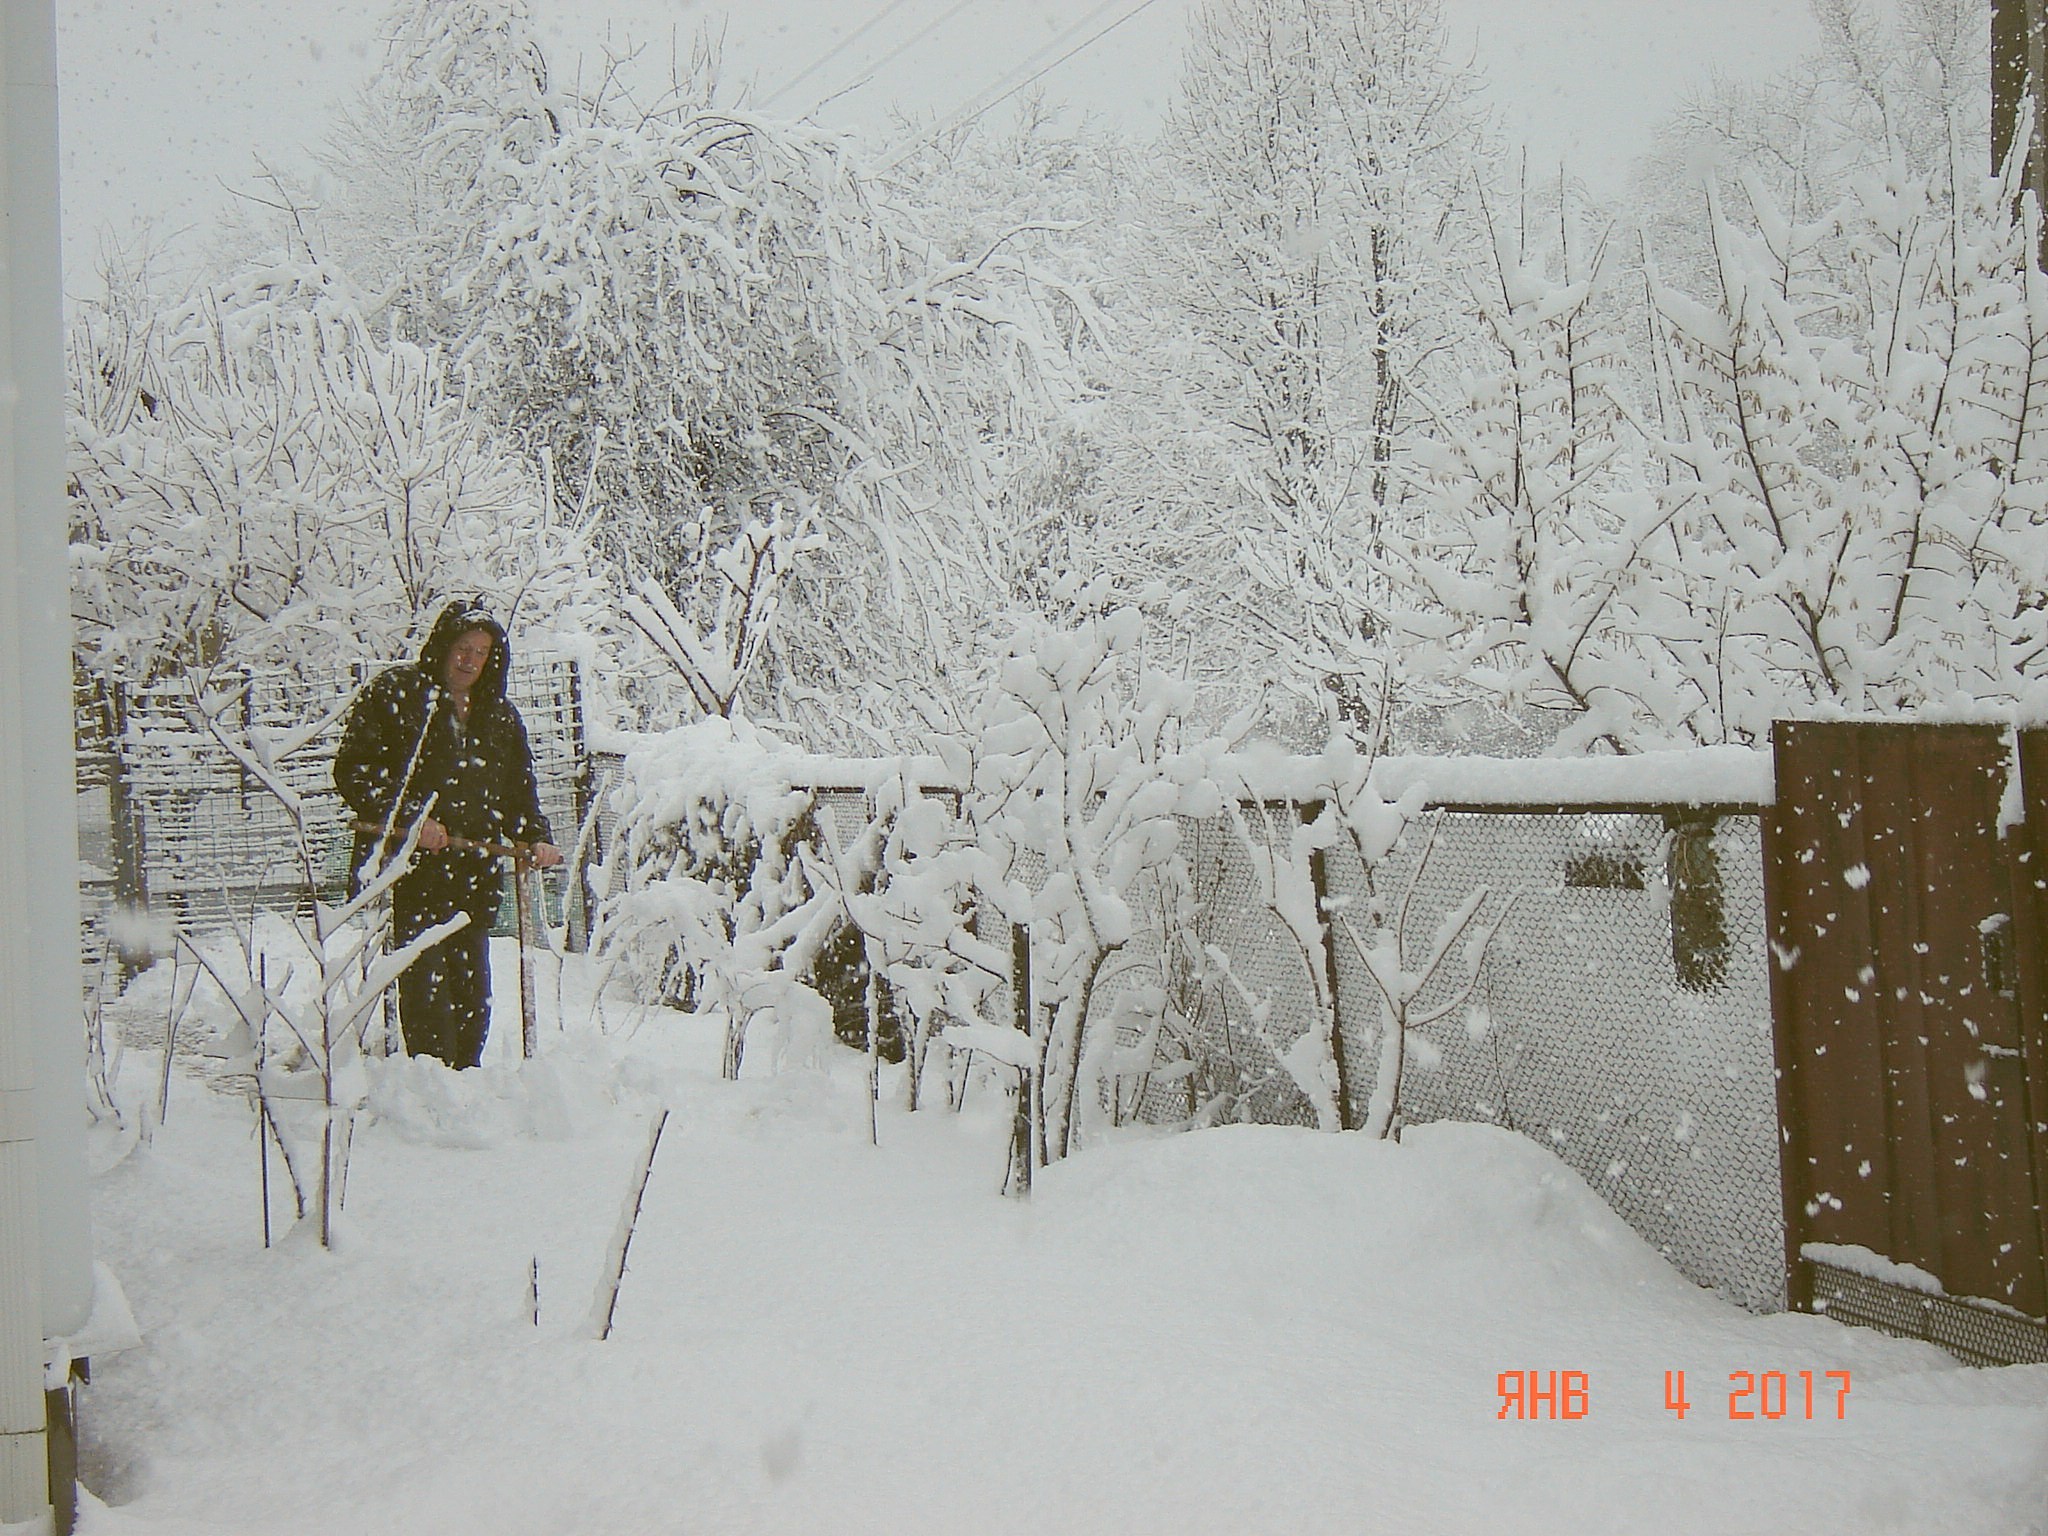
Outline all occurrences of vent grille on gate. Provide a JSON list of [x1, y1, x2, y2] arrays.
[[1805, 1260, 2048, 1367]]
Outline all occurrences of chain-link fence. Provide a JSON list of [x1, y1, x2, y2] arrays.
[[1070, 805, 1781, 1309], [1335, 811, 1780, 1311]]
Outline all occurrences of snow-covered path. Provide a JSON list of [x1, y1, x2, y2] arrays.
[[73, 959, 2048, 1535]]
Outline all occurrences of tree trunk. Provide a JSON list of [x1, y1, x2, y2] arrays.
[[1307, 837, 1356, 1129], [1004, 923, 1033, 1197]]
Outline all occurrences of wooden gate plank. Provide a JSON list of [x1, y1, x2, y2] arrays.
[[1768, 721, 2046, 1320], [2011, 730, 2048, 1309]]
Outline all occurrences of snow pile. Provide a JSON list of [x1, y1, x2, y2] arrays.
[[1803, 1241, 1947, 1298], [363, 1048, 622, 1149], [72, 959, 2048, 1536]]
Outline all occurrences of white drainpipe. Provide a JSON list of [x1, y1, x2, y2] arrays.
[[3, 1, 90, 1525]]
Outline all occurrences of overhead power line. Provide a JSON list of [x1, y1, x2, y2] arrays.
[[758, 0, 918, 110], [880, 0, 1165, 173], [928, 0, 1125, 122], [799, 0, 981, 120]]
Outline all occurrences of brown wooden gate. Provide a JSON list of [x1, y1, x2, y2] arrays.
[[1765, 721, 2048, 1338]]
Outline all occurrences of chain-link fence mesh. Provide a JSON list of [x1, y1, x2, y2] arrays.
[[1070, 806, 1782, 1310], [1323, 811, 1782, 1312], [1804, 1258, 2048, 1366]]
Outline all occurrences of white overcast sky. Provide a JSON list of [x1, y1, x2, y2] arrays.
[[55, 0, 1857, 291]]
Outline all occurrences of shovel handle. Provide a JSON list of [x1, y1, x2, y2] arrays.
[[353, 820, 537, 866]]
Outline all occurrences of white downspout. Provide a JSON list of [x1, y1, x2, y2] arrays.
[[2, 1, 87, 1526]]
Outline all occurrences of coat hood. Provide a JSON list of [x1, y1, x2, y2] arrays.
[[416, 599, 512, 702]]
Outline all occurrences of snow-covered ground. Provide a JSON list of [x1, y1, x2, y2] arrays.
[[72, 939, 2048, 1535]]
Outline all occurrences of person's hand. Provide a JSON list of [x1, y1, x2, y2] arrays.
[[528, 841, 564, 869], [416, 816, 450, 852]]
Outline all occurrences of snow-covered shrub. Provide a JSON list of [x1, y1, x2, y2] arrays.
[[591, 717, 840, 1078], [591, 715, 1012, 1109], [620, 506, 827, 721], [1092, 827, 1245, 1130], [1326, 814, 1513, 1143], [1197, 732, 1515, 1139], [1204, 769, 1356, 1133], [174, 675, 462, 1249], [961, 609, 1221, 1191], [840, 765, 1006, 1116]]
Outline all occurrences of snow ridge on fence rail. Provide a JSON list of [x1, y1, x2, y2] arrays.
[[588, 739, 1784, 1312], [582, 739, 1777, 809]]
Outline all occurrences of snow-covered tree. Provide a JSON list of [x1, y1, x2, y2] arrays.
[[1394, 189, 1696, 751], [304, 0, 562, 340], [1636, 153, 2048, 734], [1397, 109, 2048, 747], [1629, 0, 1990, 298], [1101, 0, 1489, 733], [961, 606, 1220, 1191], [874, 99, 1138, 724], [840, 770, 1007, 1116], [297, 2, 1091, 740], [67, 255, 589, 689]]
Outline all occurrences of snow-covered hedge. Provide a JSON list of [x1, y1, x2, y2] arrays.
[[590, 627, 1783, 1188]]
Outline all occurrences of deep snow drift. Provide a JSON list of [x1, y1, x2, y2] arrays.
[[69, 941, 2048, 1535]]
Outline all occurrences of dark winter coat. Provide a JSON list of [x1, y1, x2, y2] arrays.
[[334, 601, 553, 905]]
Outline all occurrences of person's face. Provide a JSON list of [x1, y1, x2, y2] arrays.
[[443, 628, 493, 695]]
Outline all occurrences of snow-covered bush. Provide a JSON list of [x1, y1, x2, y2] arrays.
[[174, 674, 463, 1249], [591, 717, 836, 1077], [620, 506, 827, 720], [1204, 733, 1513, 1139], [841, 765, 1007, 1116], [961, 609, 1221, 1191], [1205, 777, 1355, 1132], [591, 716, 1004, 1106]]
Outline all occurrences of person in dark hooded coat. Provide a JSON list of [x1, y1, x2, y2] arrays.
[[334, 599, 562, 1068]]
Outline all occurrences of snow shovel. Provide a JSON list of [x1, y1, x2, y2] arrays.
[[352, 819, 527, 862]]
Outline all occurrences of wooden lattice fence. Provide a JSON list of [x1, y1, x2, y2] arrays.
[[76, 658, 594, 958]]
